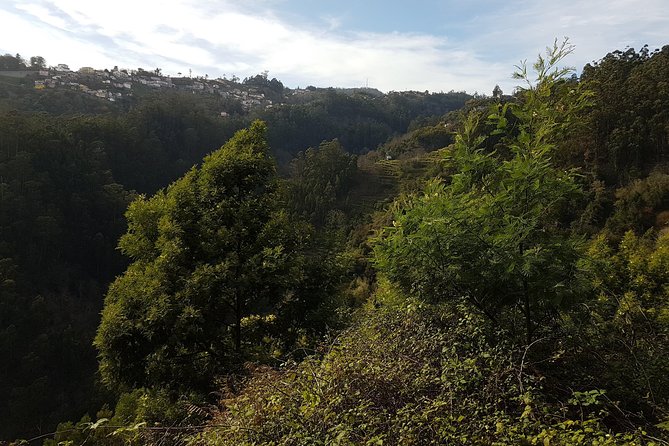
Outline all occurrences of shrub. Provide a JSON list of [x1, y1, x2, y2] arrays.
[[189, 298, 646, 445]]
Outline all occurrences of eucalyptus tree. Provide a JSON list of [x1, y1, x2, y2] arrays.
[[374, 40, 592, 343]]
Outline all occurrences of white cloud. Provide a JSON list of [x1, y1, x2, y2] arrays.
[[15, 3, 69, 30], [0, 8, 113, 68], [467, 0, 669, 80], [0, 0, 667, 94]]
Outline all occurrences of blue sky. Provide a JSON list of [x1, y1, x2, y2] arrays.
[[1, 0, 667, 94]]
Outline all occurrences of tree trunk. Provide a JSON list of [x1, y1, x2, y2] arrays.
[[235, 291, 241, 354], [523, 278, 532, 345], [519, 243, 532, 345]]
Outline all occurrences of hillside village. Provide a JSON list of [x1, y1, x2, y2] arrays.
[[26, 64, 282, 112], [0, 63, 393, 117], [0, 57, 308, 113]]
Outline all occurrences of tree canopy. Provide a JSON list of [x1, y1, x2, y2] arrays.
[[374, 40, 591, 343], [95, 121, 304, 392]]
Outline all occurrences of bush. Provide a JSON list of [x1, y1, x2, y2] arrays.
[[189, 296, 646, 445], [558, 231, 669, 424], [44, 388, 207, 446], [605, 171, 669, 236]]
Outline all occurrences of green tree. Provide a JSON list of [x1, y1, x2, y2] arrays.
[[374, 39, 591, 343], [492, 84, 503, 99], [95, 121, 303, 392], [29, 56, 46, 70], [559, 230, 669, 419], [581, 45, 669, 183], [286, 139, 357, 226], [0, 53, 26, 70]]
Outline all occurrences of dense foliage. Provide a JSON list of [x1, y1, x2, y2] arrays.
[[0, 79, 464, 440], [374, 40, 589, 344], [0, 113, 132, 437], [187, 41, 669, 445], [582, 45, 669, 184], [190, 301, 650, 445], [286, 139, 358, 226], [96, 121, 289, 391], [3, 41, 669, 444]]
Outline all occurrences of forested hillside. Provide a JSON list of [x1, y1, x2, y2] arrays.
[[0, 60, 469, 440], [1, 41, 669, 445]]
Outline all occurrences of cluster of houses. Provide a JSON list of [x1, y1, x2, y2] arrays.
[[26, 64, 278, 111]]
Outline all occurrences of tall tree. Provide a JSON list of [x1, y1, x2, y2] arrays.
[[29, 56, 46, 70], [581, 45, 669, 183], [287, 139, 357, 226], [95, 121, 303, 392], [374, 39, 591, 343]]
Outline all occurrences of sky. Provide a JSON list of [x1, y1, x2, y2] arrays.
[[1, 0, 667, 94]]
